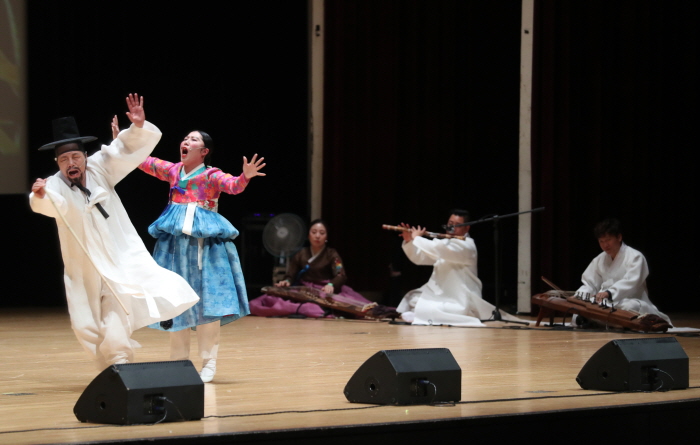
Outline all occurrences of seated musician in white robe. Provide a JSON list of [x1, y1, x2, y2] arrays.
[[396, 209, 520, 327], [575, 218, 671, 326]]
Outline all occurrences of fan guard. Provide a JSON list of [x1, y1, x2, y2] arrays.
[[262, 213, 306, 259]]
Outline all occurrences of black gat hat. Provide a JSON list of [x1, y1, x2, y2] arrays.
[[38, 116, 97, 151]]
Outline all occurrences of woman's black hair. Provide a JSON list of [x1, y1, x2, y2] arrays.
[[191, 130, 213, 165], [309, 219, 328, 233]]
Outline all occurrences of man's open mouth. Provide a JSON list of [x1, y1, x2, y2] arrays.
[[67, 167, 80, 178]]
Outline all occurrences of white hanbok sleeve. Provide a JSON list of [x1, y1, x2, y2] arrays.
[[29, 179, 67, 219], [403, 236, 476, 266], [607, 250, 649, 300], [577, 257, 602, 295], [89, 121, 162, 187]]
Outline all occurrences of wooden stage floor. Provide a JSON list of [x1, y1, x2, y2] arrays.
[[1, 308, 699, 444]]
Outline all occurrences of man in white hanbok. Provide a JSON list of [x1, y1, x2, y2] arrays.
[[30, 94, 199, 370], [396, 209, 517, 326], [575, 218, 670, 325]]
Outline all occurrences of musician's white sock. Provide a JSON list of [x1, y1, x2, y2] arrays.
[[401, 311, 415, 323]]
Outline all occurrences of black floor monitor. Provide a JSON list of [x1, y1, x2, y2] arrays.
[[576, 337, 689, 392], [74, 360, 204, 425], [344, 348, 461, 405]]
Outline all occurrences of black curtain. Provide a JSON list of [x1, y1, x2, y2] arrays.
[[323, 0, 522, 308], [532, 0, 698, 311]]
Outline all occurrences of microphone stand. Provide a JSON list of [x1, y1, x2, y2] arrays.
[[454, 207, 544, 325]]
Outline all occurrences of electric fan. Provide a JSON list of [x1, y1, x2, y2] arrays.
[[262, 213, 306, 283]]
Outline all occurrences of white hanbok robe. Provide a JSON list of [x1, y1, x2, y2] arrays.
[[30, 122, 199, 368], [396, 236, 506, 326], [576, 243, 670, 323]]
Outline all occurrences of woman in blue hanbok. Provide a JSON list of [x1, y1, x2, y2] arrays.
[[124, 120, 265, 382]]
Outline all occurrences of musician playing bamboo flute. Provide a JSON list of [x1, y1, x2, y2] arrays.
[[574, 218, 671, 326], [396, 209, 515, 326]]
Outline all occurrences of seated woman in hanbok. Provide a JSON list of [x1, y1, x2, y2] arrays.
[[250, 219, 372, 318]]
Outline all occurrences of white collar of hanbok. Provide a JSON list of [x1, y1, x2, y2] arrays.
[[607, 242, 628, 263], [181, 163, 206, 180], [308, 245, 326, 263]]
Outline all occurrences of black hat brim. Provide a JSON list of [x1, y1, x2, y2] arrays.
[[38, 136, 97, 151]]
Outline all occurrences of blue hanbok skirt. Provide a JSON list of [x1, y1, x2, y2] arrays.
[[147, 203, 250, 331]]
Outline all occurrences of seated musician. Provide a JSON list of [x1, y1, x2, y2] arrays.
[[396, 209, 520, 326], [249, 219, 373, 318], [574, 218, 671, 326]]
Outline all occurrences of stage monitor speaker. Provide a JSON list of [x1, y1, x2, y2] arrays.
[[344, 348, 461, 405], [576, 337, 688, 392], [74, 360, 204, 425]]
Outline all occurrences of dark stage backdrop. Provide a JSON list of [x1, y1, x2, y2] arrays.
[[323, 0, 523, 309], [4, 1, 697, 315]]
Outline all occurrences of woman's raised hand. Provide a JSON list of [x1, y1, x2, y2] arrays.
[[110, 115, 119, 139], [242, 153, 266, 179]]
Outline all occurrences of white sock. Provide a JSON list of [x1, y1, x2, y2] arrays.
[[200, 359, 217, 383]]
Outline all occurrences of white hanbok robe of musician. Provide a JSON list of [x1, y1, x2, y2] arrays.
[[397, 235, 502, 327], [576, 243, 670, 323], [29, 122, 200, 369]]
